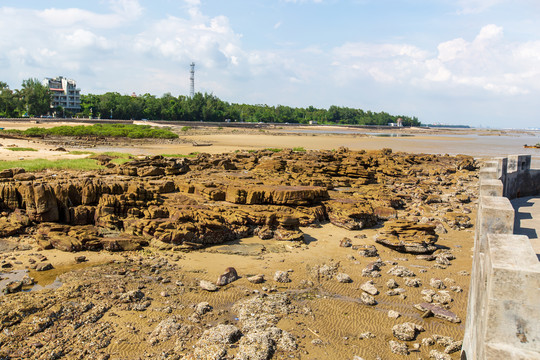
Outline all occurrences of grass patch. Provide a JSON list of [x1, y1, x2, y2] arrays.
[[0, 158, 101, 172], [2, 124, 179, 139], [69, 150, 96, 155], [159, 152, 200, 158], [111, 158, 132, 165], [181, 126, 192, 132], [100, 151, 132, 158], [264, 148, 282, 152], [292, 147, 306, 152], [6, 147, 38, 152]]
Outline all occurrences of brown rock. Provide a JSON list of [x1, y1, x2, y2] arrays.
[[36, 262, 53, 271], [247, 274, 265, 284], [414, 302, 461, 323], [375, 219, 438, 254], [216, 267, 239, 286]]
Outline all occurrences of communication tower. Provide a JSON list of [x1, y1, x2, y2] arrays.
[[190, 62, 195, 97]]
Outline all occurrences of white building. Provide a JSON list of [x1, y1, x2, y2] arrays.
[[42, 76, 81, 114]]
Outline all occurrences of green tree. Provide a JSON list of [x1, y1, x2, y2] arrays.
[[0, 82, 17, 117], [20, 78, 51, 116]]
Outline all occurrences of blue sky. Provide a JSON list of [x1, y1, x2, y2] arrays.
[[1, 0, 539, 128]]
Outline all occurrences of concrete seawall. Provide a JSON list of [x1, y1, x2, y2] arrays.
[[462, 155, 540, 359]]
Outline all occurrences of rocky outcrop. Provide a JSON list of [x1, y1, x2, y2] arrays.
[[375, 219, 438, 254], [0, 149, 477, 253]]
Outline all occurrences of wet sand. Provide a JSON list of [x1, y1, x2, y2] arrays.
[[1, 120, 539, 165]]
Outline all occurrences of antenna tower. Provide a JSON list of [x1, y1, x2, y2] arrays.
[[189, 62, 195, 97]]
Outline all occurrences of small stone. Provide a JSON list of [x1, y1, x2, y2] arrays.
[[386, 288, 405, 296], [247, 274, 265, 284], [75, 256, 87, 263], [360, 280, 379, 295], [216, 267, 239, 286], [444, 341, 462, 354], [339, 237, 352, 247], [336, 273, 352, 283], [421, 289, 437, 302], [274, 270, 291, 283], [429, 350, 451, 360], [433, 290, 452, 304], [430, 278, 446, 289], [357, 245, 378, 257], [388, 310, 401, 319], [389, 340, 409, 355], [200, 280, 218, 292], [195, 302, 212, 315], [387, 266, 415, 277], [404, 277, 422, 287], [386, 278, 399, 289], [392, 322, 425, 341], [36, 262, 53, 271], [414, 303, 461, 323], [360, 292, 377, 306]]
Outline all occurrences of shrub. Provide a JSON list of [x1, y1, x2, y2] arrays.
[[6, 147, 38, 152], [2, 124, 179, 139]]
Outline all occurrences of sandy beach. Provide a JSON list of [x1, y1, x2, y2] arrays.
[[1, 120, 539, 163], [0, 119, 525, 359]]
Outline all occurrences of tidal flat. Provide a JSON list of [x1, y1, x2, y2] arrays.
[[0, 121, 521, 359]]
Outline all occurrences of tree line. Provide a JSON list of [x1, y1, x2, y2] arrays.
[[0, 79, 420, 126]]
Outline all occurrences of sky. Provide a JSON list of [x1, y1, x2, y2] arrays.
[[1, 0, 539, 128]]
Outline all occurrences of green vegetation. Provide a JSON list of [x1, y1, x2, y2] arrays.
[[6, 147, 38, 152], [1, 78, 421, 125], [0, 158, 102, 171], [264, 148, 282, 152], [159, 152, 199, 158], [292, 147, 306, 152], [2, 124, 178, 139], [99, 151, 132, 158], [181, 126, 192, 132], [68, 150, 96, 155], [0, 151, 137, 171], [0, 79, 51, 118]]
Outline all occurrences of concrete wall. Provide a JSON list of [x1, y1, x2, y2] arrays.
[[462, 155, 540, 360]]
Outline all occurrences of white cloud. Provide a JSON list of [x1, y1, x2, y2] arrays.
[[456, 0, 503, 14], [281, 0, 323, 3], [109, 0, 143, 19], [133, 13, 243, 70], [62, 29, 114, 51], [330, 24, 540, 96]]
